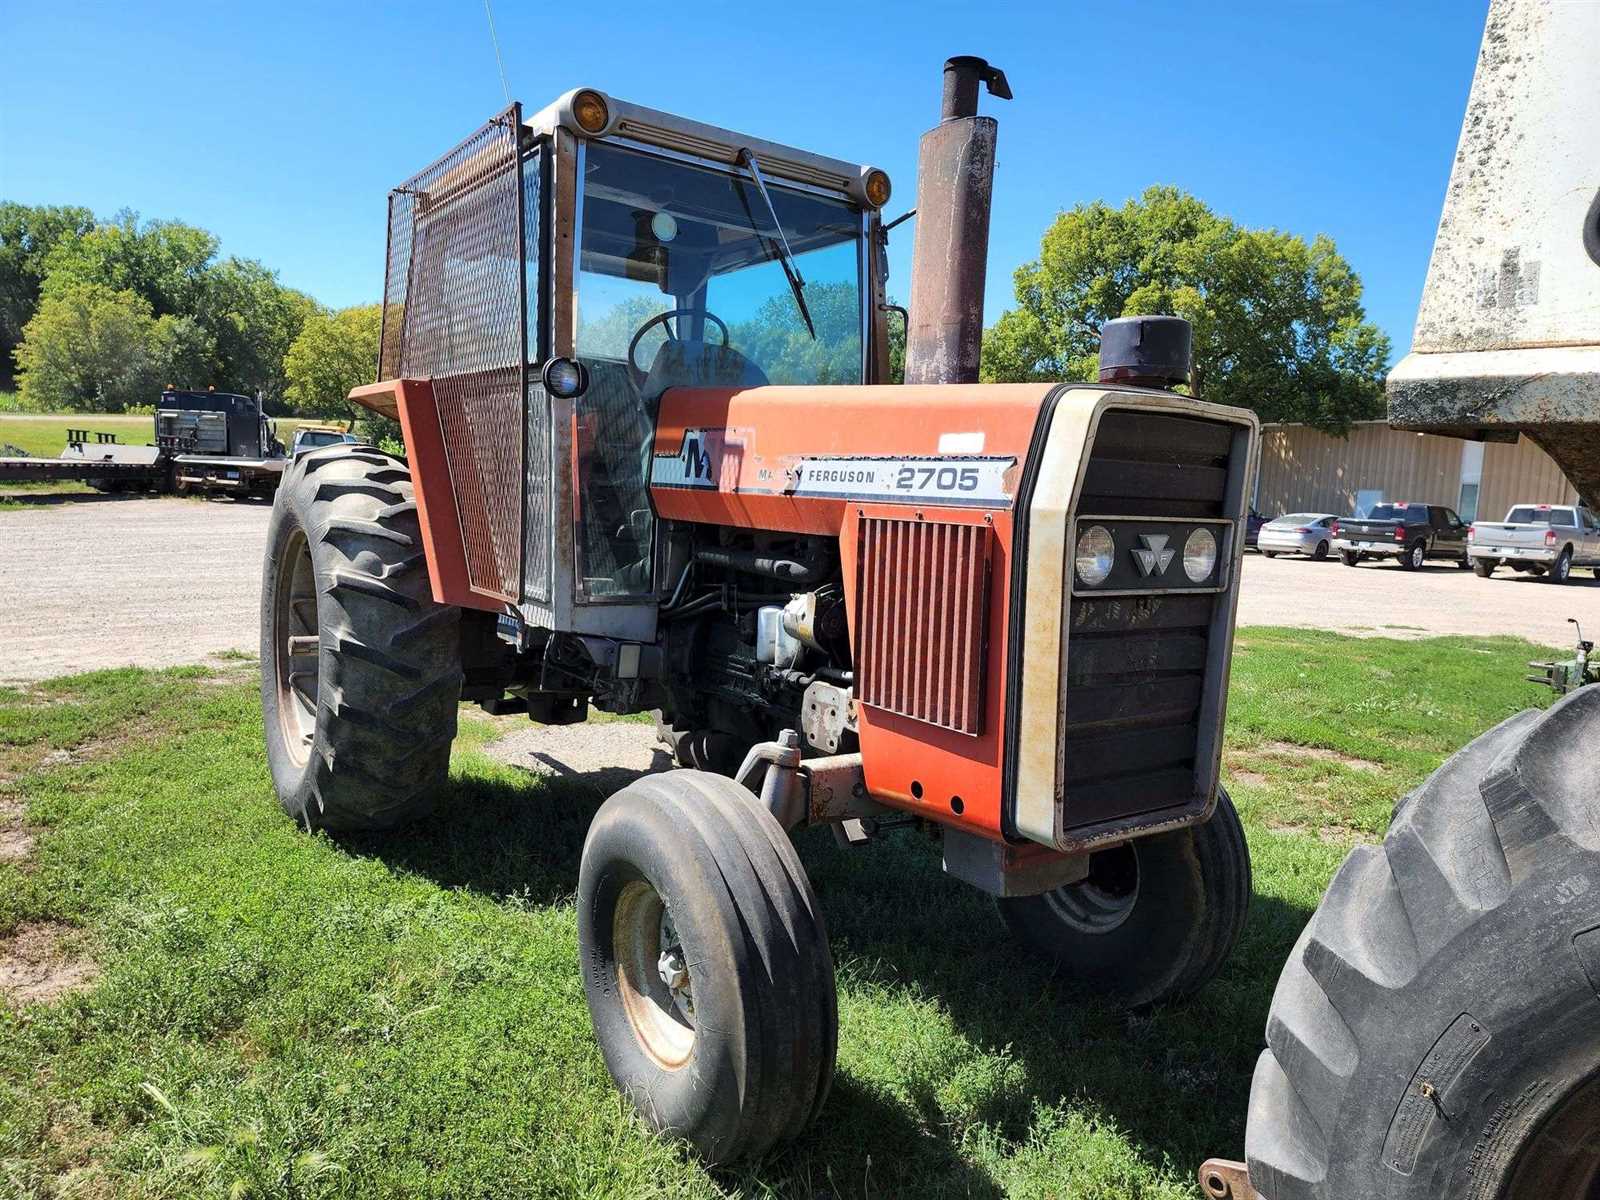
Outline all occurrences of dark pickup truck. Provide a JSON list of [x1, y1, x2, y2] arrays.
[[1329, 502, 1470, 570]]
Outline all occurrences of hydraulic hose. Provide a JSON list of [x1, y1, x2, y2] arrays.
[[692, 545, 829, 586]]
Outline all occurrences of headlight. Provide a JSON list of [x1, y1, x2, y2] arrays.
[[1183, 527, 1218, 582], [1075, 525, 1115, 586], [572, 89, 610, 133], [541, 356, 590, 399]]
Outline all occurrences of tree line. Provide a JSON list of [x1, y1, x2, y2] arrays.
[[0, 202, 373, 418], [2, 186, 1390, 433]]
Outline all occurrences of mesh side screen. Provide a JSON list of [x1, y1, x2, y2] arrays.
[[380, 105, 526, 602], [379, 189, 414, 380]]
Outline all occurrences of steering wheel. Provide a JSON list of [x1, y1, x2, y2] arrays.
[[627, 308, 730, 390]]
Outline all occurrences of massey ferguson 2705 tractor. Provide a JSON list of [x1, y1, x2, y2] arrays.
[[260, 61, 1260, 1162]]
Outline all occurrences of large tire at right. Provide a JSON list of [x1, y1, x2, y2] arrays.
[[1245, 685, 1600, 1199], [260, 446, 462, 831]]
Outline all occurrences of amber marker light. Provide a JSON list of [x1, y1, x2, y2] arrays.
[[572, 90, 610, 133]]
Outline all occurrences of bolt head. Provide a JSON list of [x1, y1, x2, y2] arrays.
[[657, 950, 688, 991]]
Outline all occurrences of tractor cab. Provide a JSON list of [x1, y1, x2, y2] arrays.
[[358, 89, 892, 631]]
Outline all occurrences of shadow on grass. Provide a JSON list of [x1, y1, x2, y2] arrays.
[[781, 827, 1317, 1187], [342, 761, 1315, 1190], [727, 1070, 1008, 1199], [336, 769, 603, 903]]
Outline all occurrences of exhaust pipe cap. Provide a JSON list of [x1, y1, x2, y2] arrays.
[[1098, 315, 1192, 389]]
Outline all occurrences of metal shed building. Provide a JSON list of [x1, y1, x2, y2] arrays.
[[1254, 420, 1579, 522]]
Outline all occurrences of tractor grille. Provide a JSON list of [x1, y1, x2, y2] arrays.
[[855, 516, 991, 736], [378, 105, 529, 603], [1078, 410, 1233, 518], [1060, 409, 1241, 830]]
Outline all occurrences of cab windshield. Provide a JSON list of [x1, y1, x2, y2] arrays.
[[571, 140, 866, 599]]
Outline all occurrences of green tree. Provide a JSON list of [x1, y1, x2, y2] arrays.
[[36, 211, 313, 407], [284, 303, 381, 418], [981, 186, 1391, 433], [730, 281, 862, 385], [0, 202, 96, 387], [203, 258, 315, 409], [41, 210, 218, 319], [15, 282, 161, 411]]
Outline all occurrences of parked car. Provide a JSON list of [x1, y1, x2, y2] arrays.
[[1330, 502, 1470, 570], [1467, 502, 1600, 582], [1244, 507, 1268, 550], [1256, 513, 1339, 560], [291, 425, 361, 458]]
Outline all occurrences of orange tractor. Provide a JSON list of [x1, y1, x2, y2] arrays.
[[260, 60, 1259, 1161]]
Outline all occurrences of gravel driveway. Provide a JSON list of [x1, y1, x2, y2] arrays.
[[1, 495, 269, 684], [4, 495, 1596, 686]]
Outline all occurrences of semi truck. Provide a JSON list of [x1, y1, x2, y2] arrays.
[[259, 60, 1263, 1162]]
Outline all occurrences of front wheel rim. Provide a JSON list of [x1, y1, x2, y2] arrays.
[[1043, 842, 1140, 934], [272, 527, 319, 767], [614, 879, 695, 1069]]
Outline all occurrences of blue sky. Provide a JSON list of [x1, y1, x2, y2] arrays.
[[0, 0, 1486, 360]]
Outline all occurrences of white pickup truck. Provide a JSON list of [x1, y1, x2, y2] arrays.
[[1467, 502, 1600, 582]]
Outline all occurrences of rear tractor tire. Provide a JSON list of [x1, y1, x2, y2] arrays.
[[1245, 685, 1600, 1199], [996, 788, 1250, 1006], [578, 770, 837, 1164], [260, 446, 462, 831]]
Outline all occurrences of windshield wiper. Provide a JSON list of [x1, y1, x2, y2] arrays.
[[737, 148, 816, 340]]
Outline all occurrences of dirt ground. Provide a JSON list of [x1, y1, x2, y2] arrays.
[[4, 494, 1598, 687], [1, 494, 270, 683]]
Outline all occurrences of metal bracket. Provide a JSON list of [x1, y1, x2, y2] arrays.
[[736, 735, 892, 833], [1198, 1159, 1261, 1200]]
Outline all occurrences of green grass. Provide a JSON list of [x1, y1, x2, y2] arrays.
[[0, 634, 1557, 1198]]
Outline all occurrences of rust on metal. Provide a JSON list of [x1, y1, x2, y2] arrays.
[[903, 57, 1009, 387], [1198, 1158, 1262, 1200]]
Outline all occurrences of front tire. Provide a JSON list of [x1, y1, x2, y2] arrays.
[[260, 446, 462, 831], [578, 770, 837, 1164], [996, 789, 1250, 1006], [1245, 686, 1600, 1199]]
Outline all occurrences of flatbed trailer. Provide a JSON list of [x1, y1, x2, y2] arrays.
[[0, 430, 168, 490], [0, 457, 167, 485]]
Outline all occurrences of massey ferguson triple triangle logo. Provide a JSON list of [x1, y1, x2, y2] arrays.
[[1132, 533, 1175, 577]]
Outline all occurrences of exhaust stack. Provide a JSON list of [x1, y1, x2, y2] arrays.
[[903, 56, 1012, 386]]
